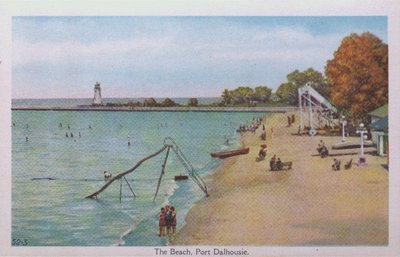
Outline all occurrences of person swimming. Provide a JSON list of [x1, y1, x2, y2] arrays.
[[103, 171, 112, 180]]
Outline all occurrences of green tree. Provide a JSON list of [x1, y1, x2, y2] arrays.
[[253, 86, 272, 102], [143, 98, 158, 107], [276, 82, 298, 105], [161, 98, 178, 107], [221, 89, 232, 105], [276, 68, 329, 105], [232, 86, 254, 104], [325, 32, 388, 121], [187, 98, 199, 107]]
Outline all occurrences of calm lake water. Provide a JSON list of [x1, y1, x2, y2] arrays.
[[12, 108, 262, 246]]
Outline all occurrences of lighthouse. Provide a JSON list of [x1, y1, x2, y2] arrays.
[[93, 82, 102, 105]]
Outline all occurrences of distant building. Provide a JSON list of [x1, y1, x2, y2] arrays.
[[368, 105, 388, 156], [93, 82, 102, 105], [369, 104, 387, 124]]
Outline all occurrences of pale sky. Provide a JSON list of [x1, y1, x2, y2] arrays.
[[12, 16, 387, 99]]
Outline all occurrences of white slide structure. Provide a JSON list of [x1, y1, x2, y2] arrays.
[[298, 83, 338, 135]]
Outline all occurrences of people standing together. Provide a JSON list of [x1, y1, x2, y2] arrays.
[[159, 205, 177, 237]]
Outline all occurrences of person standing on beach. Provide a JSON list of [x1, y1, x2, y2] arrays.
[[261, 130, 266, 140], [159, 207, 166, 236], [165, 205, 172, 236], [270, 155, 276, 171], [170, 206, 177, 236]]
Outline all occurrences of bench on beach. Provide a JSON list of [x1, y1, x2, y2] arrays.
[[344, 159, 353, 170], [270, 161, 292, 171]]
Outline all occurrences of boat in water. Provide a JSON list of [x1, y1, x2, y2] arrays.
[[210, 147, 250, 159], [174, 175, 189, 180]]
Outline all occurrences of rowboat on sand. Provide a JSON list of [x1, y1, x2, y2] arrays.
[[210, 147, 250, 159]]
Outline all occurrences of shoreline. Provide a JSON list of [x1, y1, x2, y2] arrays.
[[172, 112, 388, 246]]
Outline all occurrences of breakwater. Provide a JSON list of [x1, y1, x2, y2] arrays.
[[12, 105, 296, 113]]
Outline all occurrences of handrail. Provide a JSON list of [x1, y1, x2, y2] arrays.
[[164, 137, 209, 196]]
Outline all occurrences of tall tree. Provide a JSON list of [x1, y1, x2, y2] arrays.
[[232, 86, 254, 104], [161, 98, 178, 107], [221, 89, 232, 105], [187, 98, 199, 107], [143, 98, 158, 107], [276, 68, 328, 105], [254, 86, 272, 102], [276, 82, 298, 105], [325, 32, 388, 120]]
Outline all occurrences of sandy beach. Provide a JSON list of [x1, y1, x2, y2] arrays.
[[172, 112, 388, 246]]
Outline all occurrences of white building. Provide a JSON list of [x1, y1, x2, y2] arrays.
[[93, 82, 102, 105]]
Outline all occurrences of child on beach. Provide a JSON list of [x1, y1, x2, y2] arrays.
[[170, 206, 177, 236], [159, 207, 166, 236]]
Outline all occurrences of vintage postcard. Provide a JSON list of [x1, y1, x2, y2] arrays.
[[1, 1, 399, 256]]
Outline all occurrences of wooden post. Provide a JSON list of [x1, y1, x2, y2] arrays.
[[119, 178, 122, 203], [123, 176, 136, 198], [153, 146, 171, 202]]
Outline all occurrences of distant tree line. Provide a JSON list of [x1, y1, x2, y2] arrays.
[[221, 86, 272, 106], [106, 97, 200, 107]]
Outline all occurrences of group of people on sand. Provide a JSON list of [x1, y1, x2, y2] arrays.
[[269, 155, 284, 171], [287, 114, 295, 127], [159, 205, 177, 237], [238, 117, 264, 134], [257, 146, 288, 171], [316, 141, 353, 171], [257, 145, 268, 161]]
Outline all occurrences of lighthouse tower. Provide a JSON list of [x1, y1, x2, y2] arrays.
[[93, 82, 102, 105]]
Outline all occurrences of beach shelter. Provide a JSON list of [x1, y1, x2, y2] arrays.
[[369, 116, 388, 156], [368, 104, 388, 124]]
